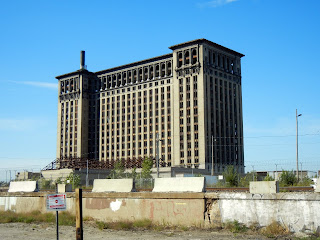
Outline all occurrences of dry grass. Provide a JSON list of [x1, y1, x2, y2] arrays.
[[96, 219, 152, 231], [0, 210, 75, 226], [260, 221, 289, 238], [94, 219, 192, 232]]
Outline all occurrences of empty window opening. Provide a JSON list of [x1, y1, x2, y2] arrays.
[[178, 52, 183, 67], [185, 51, 190, 65]]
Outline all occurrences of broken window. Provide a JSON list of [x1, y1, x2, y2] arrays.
[[185, 50, 190, 65], [178, 52, 183, 67]]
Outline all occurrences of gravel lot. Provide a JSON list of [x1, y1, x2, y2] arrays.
[[0, 222, 307, 240]]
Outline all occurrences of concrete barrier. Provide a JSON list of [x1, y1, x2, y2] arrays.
[[8, 181, 38, 192], [92, 179, 133, 192], [249, 181, 279, 194], [57, 184, 72, 193], [153, 177, 205, 192], [315, 178, 320, 193]]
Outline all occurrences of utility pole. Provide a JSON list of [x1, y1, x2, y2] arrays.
[[252, 165, 255, 181], [211, 136, 214, 176], [296, 109, 302, 181], [275, 164, 278, 180], [86, 160, 89, 187]]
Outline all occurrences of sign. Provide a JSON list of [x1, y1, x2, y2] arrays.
[[46, 194, 67, 211]]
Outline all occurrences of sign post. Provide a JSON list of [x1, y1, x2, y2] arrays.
[[46, 187, 67, 240], [76, 188, 83, 240]]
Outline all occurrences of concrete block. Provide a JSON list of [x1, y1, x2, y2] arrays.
[[249, 181, 279, 194], [153, 177, 205, 192], [8, 181, 38, 192], [92, 179, 134, 192], [57, 184, 72, 193], [315, 178, 320, 193]]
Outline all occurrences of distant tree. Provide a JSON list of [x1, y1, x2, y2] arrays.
[[130, 167, 137, 180], [109, 160, 125, 179], [55, 177, 63, 184], [279, 170, 297, 186], [239, 171, 257, 187], [264, 174, 274, 181], [297, 176, 313, 186], [223, 165, 238, 187], [65, 173, 81, 188], [0, 181, 8, 187], [39, 179, 53, 189], [141, 157, 153, 179]]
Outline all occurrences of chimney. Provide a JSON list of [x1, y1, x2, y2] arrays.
[[80, 50, 85, 69]]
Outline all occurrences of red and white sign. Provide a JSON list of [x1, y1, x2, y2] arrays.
[[46, 194, 67, 211]]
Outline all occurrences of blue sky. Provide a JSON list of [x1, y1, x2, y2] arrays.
[[0, 0, 319, 180]]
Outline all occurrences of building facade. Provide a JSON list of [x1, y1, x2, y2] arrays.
[[56, 39, 244, 174]]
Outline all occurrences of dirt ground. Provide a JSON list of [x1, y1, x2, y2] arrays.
[[0, 222, 308, 240]]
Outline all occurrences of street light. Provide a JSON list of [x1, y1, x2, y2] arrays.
[[296, 109, 302, 181]]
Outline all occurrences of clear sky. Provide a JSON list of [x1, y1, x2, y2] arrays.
[[0, 0, 319, 181]]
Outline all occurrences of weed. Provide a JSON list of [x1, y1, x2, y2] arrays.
[[132, 219, 153, 229], [117, 221, 133, 230], [96, 221, 109, 230], [224, 220, 247, 233], [180, 226, 189, 231]]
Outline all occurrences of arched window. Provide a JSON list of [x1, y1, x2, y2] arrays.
[[70, 79, 74, 91], [223, 56, 225, 69], [118, 73, 122, 86], [139, 68, 143, 82], [167, 61, 172, 76], [161, 63, 165, 77], [128, 71, 132, 83], [102, 76, 106, 89], [150, 66, 154, 79], [155, 65, 159, 78], [107, 76, 111, 88], [66, 80, 69, 93], [112, 75, 116, 88], [192, 49, 197, 64], [133, 70, 137, 82], [178, 52, 183, 67], [123, 72, 127, 85], [185, 50, 190, 65], [60, 81, 64, 94], [144, 67, 148, 80]]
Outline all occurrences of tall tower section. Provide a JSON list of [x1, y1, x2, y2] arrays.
[[170, 39, 244, 174], [56, 51, 100, 163]]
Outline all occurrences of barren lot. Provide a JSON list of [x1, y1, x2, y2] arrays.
[[0, 222, 306, 240]]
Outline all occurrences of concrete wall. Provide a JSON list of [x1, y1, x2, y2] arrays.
[[206, 192, 320, 233], [0, 192, 204, 226], [1, 192, 320, 232]]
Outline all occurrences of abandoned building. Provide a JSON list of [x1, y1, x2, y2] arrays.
[[55, 39, 245, 176]]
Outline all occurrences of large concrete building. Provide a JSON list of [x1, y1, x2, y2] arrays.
[[56, 39, 244, 175]]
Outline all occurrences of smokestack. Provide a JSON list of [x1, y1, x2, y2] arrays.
[[80, 50, 85, 69]]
